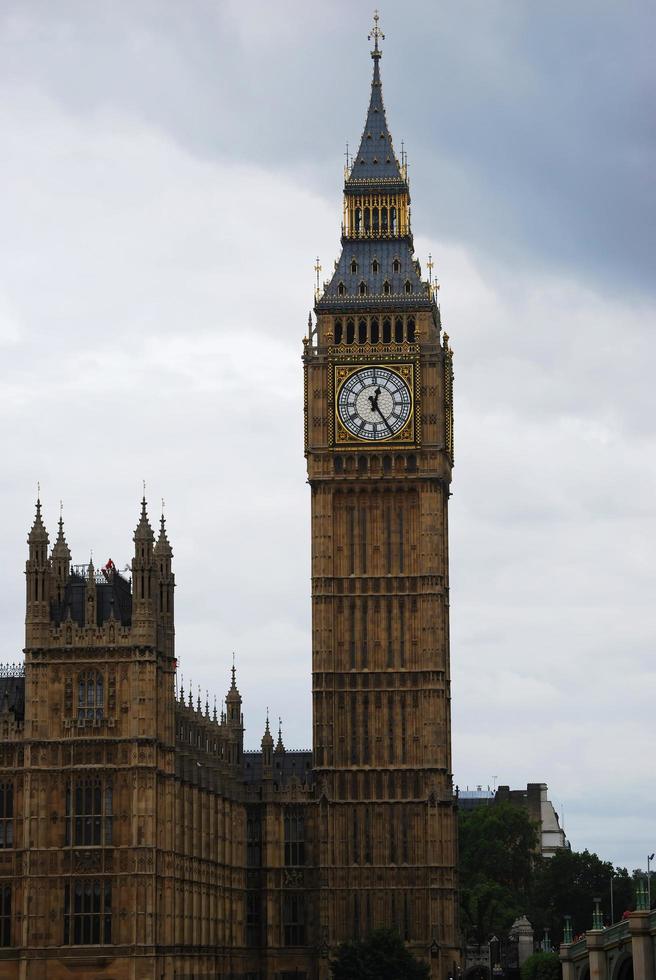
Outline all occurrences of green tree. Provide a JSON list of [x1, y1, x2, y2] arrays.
[[330, 928, 430, 980], [520, 952, 561, 980], [459, 803, 540, 943], [530, 849, 634, 942]]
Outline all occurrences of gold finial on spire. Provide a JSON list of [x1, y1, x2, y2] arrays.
[[369, 10, 384, 57]]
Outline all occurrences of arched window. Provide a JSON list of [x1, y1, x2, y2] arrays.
[[383, 280, 391, 296], [372, 259, 379, 274], [372, 208, 379, 233], [381, 206, 388, 231], [359, 282, 367, 296], [337, 282, 346, 297], [404, 280, 412, 294], [382, 318, 392, 343], [354, 208, 362, 234], [350, 259, 358, 275], [346, 319, 355, 344], [395, 318, 404, 343], [358, 319, 367, 344], [407, 318, 416, 342], [364, 208, 371, 233], [334, 320, 343, 344], [393, 258, 401, 274], [390, 207, 397, 234], [370, 319, 379, 343], [78, 671, 103, 721]]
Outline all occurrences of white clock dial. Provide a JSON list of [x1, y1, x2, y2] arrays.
[[337, 366, 412, 441]]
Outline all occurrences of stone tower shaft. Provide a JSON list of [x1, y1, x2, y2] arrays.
[[304, 27, 458, 979]]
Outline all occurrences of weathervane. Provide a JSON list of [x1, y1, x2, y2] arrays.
[[369, 10, 384, 56]]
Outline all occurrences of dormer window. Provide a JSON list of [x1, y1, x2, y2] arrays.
[[366, 133, 373, 140], [338, 282, 346, 296], [383, 280, 391, 295], [393, 258, 401, 274], [350, 260, 358, 274], [359, 281, 367, 296], [405, 280, 413, 294], [372, 260, 379, 274]]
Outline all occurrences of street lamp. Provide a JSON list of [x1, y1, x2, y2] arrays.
[[648, 853, 655, 910]]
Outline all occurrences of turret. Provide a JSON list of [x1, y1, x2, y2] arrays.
[[84, 557, 97, 628], [25, 496, 51, 645], [154, 511, 175, 657], [261, 713, 273, 778], [131, 496, 157, 641], [225, 661, 243, 764], [50, 507, 71, 606]]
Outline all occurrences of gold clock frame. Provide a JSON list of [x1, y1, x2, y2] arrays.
[[330, 359, 420, 448]]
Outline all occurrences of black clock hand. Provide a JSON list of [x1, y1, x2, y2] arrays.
[[375, 403, 392, 432], [368, 386, 382, 412]]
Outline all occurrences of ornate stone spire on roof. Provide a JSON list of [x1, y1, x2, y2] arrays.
[[28, 494, 48, 545], [51, 505, 71, 561], [275, 717, 285, 754], [226, 657, 241, 704], [261, 710, 273, 748], [345, 12, 405, 190], [154, 509, 172, 558], [133, 494, 155, 544]]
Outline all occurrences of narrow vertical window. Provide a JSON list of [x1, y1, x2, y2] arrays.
[[399, 599, 405, 667], [361, 598, 368, 671], [346, 319, 355, 344], [348, 507, 355, 574], [407, 318, 416, 341], [362, 691, 370, 764], [386, 600, 393, 668], [401, 694, 407, 764], [398, 508, 404, 572], [284, 809, 305, 866], [78, 671, 104, 720], [370, 318, 379, 343], [395, 317, 404, 343], [352, 807, 360, 864], [0, 886, 10, 947], [0, 784, 13, 849], [383, 317, 391, 342], [334, 319, 343, 343], [349, 602, 356, 671]]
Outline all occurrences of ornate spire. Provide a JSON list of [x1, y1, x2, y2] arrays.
[[134, 494, 155, 544], [154, 506, 172, 558], [27, 494, 48, 545], [275, 716, 285, 754], [226, 655, 241, 703], [261, 709, 273, 748], [346, 13, 404, 190], [51, 503, 71, 561]]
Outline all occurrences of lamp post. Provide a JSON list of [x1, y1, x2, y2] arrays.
[[610, 871, 614, 925], [648, 853, 655, 910]]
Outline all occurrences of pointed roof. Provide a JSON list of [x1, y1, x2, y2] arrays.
[[133, 496, 155, 544], [154, 512, 172, 558], [261, 711, 274, 748], [275, 717, 285, 754], [226, 660, 241, 704], [51, 511, 71, 561], [345, 33, 405, 192], [28, 496, 49, 545]]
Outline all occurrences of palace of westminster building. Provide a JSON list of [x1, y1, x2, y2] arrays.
[[0, 22, 459, 980]]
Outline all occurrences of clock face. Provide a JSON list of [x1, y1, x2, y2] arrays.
[[336, 366, 412, 442]]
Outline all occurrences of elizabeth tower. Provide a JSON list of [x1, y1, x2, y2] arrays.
[[303, 19, 459, 978]]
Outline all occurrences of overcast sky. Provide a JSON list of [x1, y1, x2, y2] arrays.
[[1, 0, 654, 876]]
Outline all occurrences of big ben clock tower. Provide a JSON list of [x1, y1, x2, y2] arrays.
[[304, 16, 459, 979]]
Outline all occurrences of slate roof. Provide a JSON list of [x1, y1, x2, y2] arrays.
[[345, 54, 406, 192], [318, 237, 431, 311]]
